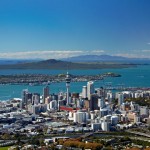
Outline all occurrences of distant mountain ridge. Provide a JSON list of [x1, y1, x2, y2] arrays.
[[0, 58, 136, 70], [0, 59, 41, 65], [61, 54, 150, 63], [0, 55, 150, 65]]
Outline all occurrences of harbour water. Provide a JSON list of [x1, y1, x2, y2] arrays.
[[0, 65, 150, 100]]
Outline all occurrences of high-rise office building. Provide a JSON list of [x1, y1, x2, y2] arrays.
[[117, 92, 124, 106], [89, 94, 99, 110], [87, 81, 94, 100], [95, 87, 105, 97], [82, 86, 87, 99], [22, 89, 32, 106], [22, 89, 28, 105], [32, 93, 40, 105], [43, 86, 49, 104], [106, 91, 113, 103], [98, 97, 105, 109]]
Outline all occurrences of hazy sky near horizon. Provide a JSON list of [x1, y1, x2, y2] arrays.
[[0, 0, 150, 59]]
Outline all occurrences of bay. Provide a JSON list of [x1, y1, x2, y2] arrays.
[[0, 65, 150, 101]]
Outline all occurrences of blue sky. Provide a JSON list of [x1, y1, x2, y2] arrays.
[[0, 0, 150, 59]]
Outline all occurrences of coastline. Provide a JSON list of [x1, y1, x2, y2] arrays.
[[0, 65, 150, 101], [0, 72, 121, 85]]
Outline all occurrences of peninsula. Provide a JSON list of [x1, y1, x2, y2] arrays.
[[0, 72, 121, 85]]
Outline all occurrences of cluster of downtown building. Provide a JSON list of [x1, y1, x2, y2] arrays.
[[1, 72, 150, 135]]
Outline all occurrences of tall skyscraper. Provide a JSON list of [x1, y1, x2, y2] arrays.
[[66, 72, 71, 105], [89, 94, 99, 110], [22, 89, 28, 105], [98, 97, 105, 109], [82, 86, 87, 99], [32, 93, 40, 105], [43, 86, 49, 104], [87, 81, 94, 100], [117, 92, 124, 106], [22, 89, 32, 106]]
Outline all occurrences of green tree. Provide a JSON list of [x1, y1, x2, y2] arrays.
[[39, 138, 45, 146]]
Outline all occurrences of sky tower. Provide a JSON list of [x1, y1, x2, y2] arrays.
[[66, 72, 71, 106]]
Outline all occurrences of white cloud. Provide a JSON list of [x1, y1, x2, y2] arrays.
[[115, 53, 139, 58], [142, 50, 150, 52], [1, 49, 150, 59], [115, 53, 150, 58], [114, 49, 150, 58], [147, 43, 150, 45], [0, 50, 105, 59], [91, 50, 105, 53]]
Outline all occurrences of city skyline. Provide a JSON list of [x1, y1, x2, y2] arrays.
[[0, 0, 150, 59]]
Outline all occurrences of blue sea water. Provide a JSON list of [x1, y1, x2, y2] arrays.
[[0, 65, 150, 100]]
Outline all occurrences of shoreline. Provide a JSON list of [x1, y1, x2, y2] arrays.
[[0, 72, 121, 85]]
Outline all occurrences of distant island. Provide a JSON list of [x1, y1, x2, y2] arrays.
[[102, 72, 121, 77], [0, 59, 136, 70]]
